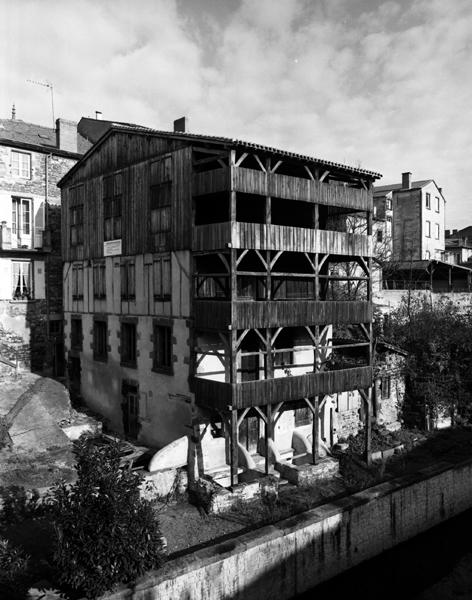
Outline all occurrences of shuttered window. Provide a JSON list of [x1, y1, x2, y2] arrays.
[[153, 322, 173, 373], [93, 262, 106, 299], [153, 255, 171, 300], [150, 156, 172, 250], [121, 261, 135, 300], [103, 173, 122, 241], [72, 264, 84, 300]]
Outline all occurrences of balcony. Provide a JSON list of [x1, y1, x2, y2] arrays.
[[193, 166, 372, 211], [193, 221, 372, 255], [194, 366, 373, 410], [0, 223, 48, 251], [193, 300, 372, 330]]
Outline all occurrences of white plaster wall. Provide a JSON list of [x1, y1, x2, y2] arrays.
[[422, 182, 445, 259]]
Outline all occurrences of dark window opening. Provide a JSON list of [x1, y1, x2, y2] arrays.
[[93, 263, 106, 299], [150, 184, 171, 250], [121, 261, 135, 300], [71, 318, 82, 351], [236, 193, 265, 224], [153, 323, 173, 373], [194, 192, 229, 225], [93, 319, 108, 362], [271, 197, 314, 228], [294, 406, 312, 427], [381, 376, 391, 400], [121, 322, 137, 367]]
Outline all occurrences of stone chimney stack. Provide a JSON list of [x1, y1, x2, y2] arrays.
[[56, 118, 78, 153], [402, 172, 412, 189], [173, 117, 188, 133], [11, 104, 16, 120]]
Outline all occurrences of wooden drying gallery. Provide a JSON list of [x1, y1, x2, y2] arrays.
[[59, 120, 381, 487]]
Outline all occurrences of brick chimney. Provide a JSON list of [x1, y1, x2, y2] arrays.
[[402, 172, 412, 189], [173, 117, 188, 133], [56, 118, 78, 153]]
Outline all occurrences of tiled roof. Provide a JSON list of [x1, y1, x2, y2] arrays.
[[446, 226, 472, 239], [105, 122, 383, 178], [0, 119, 91, 154], [373, 180, 433, 195]]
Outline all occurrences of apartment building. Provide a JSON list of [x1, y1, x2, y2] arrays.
[[0, 111, 91, 374], [59, 121, 381, 485], [374, 172, 445, 262]]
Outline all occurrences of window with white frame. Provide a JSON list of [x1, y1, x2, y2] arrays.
[[435, 196, 440, 213], [426, 193, 431, 209], [153, 255, 171, 300], [435, 223, 440, 240], [11, 151, 31, 179], [386, 198, 392, 211], [425, 220, 431, 237], [12, 197, 31, 237], [12, 261, 32, 300]]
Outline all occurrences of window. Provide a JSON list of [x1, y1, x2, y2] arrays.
[[153, 255, 171, 300], [426, 193, 431, 209], [377, 230, 383, 242], [381, 376, 391, 400], [11, 151, 31, 178], [294, 406, 312, 427], [103, 173, 122, 241], [72, 264, 84, 300], [150, 156, 172, 250], [12, 198, 31, 237], [386, 199, 392, 211], [386, 216, 392, 223], [425, 250, 431, 260], [425, 220, 431, 238], [93, 262, 106, 299], [49, 319, 63, 336], [12, 261, 32, 299], [93, 318, 108, 361], [153, 322, 173, 372], [70, 204, 84, 247], [70, 317, 83, 350], [435, 223, 440, 240], [120, 322, 137, 367], [121, 261, 135, 300], [435, 196, 440, 213]]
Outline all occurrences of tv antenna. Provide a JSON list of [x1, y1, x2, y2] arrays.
[[27, 79, 55, 129]]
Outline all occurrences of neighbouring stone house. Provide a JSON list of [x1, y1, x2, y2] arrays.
[[0, 110, 91, 375]]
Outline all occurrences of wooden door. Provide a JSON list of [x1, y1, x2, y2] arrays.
[[239, 414, 260, 453], [122, 386, 140, 439]]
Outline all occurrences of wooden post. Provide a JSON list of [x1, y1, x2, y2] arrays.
[[364, 388, 372, 465], [230, 408, 239, 488], [312, 396, 319, 464], [265, 403, 272, 474]]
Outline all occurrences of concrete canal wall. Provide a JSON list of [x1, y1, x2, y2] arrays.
[[106, 457, 472, 600]]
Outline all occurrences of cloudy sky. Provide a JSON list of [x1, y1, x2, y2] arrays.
[[1, 0, 471, 227]]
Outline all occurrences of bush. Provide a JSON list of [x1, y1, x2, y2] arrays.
[[0, 537, 30, 599], [51, 436, 165, 598]]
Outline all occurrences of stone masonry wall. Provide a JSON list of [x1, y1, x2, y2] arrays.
[[106, 458, 472, 600]]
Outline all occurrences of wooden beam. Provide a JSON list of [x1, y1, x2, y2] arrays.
[[255, 249, 268, 270], [304, 165, 315, 181], [236, 328, 250, 348], [237, 407, 251, 427], [265, 403, 272, 475], [270, 250, 283, 270], [271, 160, 283, 174], [217, 253, 230, 273], [271, 327, 283, 345], [319, 170, 330, 183], [235, 152, 249, 167], [312, 397, 320, 464], [254, 154, 267, 172], [304, 252, 316, 273], [236, 249, 249, 267]]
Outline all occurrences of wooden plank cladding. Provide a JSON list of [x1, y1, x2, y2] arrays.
[[193, 166, 372, 212], [194, 300, 371, 330], [194, 366, 373, 411], [192, 222, 371, 256]]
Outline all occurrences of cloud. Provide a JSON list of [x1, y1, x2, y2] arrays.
[[1, 0, 471, 226]]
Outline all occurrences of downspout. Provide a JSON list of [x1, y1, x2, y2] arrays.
[[45, 153, 51, 373]]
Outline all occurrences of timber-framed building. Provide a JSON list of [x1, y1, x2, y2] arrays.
[[59, 121, 381, 487]]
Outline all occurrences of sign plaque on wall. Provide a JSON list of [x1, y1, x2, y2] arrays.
[[103, 239, 122, 256]]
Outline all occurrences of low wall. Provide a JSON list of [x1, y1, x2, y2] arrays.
[[106, 458, 472, 600]]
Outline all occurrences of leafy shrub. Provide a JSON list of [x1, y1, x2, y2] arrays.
[[0, 486, 45, 526], [0, 537, 30, 599], [50, 435, 165, 598]]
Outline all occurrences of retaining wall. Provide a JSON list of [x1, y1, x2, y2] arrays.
[[105, 458, 472, 600]]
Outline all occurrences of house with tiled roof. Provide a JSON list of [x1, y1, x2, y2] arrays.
[[373, 172, 445, 263], [0, 108, 92, 375]]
